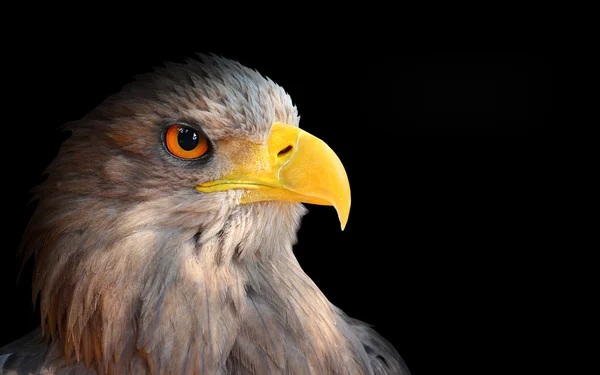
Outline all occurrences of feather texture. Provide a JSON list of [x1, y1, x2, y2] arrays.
[[1, 54, 410, 374]]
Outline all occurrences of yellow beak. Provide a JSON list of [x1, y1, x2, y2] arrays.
[[195, 122, 351, 229]]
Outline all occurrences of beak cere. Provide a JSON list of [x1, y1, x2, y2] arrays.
[[195, 122, 351, 229]]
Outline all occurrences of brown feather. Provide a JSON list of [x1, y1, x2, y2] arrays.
[[1, 54, 409, 374]]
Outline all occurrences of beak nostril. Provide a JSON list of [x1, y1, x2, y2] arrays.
[[277, 145, 293, 157]]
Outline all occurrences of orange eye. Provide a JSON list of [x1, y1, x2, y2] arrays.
[[165, 124, 209, 159]]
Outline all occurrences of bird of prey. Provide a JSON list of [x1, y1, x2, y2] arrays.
[[0, 55, 410, 375]]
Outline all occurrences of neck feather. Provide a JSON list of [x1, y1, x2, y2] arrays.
[[25, 196, 368, 374]]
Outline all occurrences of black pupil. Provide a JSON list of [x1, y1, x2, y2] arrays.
[[177, 127, 199, 151]]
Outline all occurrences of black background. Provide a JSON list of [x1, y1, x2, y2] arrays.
[[0, 29, 554, 375]]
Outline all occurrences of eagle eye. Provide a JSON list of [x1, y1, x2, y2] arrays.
[[165, 124, 209, 160]]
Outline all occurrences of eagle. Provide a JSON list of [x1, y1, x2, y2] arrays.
[[0, 55, 410, 375]]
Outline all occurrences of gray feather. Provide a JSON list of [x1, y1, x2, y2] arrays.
[[2, 54, 410, 374]]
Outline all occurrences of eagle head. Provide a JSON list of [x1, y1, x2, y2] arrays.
[[8, 54, 406, 375]]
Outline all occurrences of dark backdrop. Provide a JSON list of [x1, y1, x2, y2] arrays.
[[0, 38, 552, 374]]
